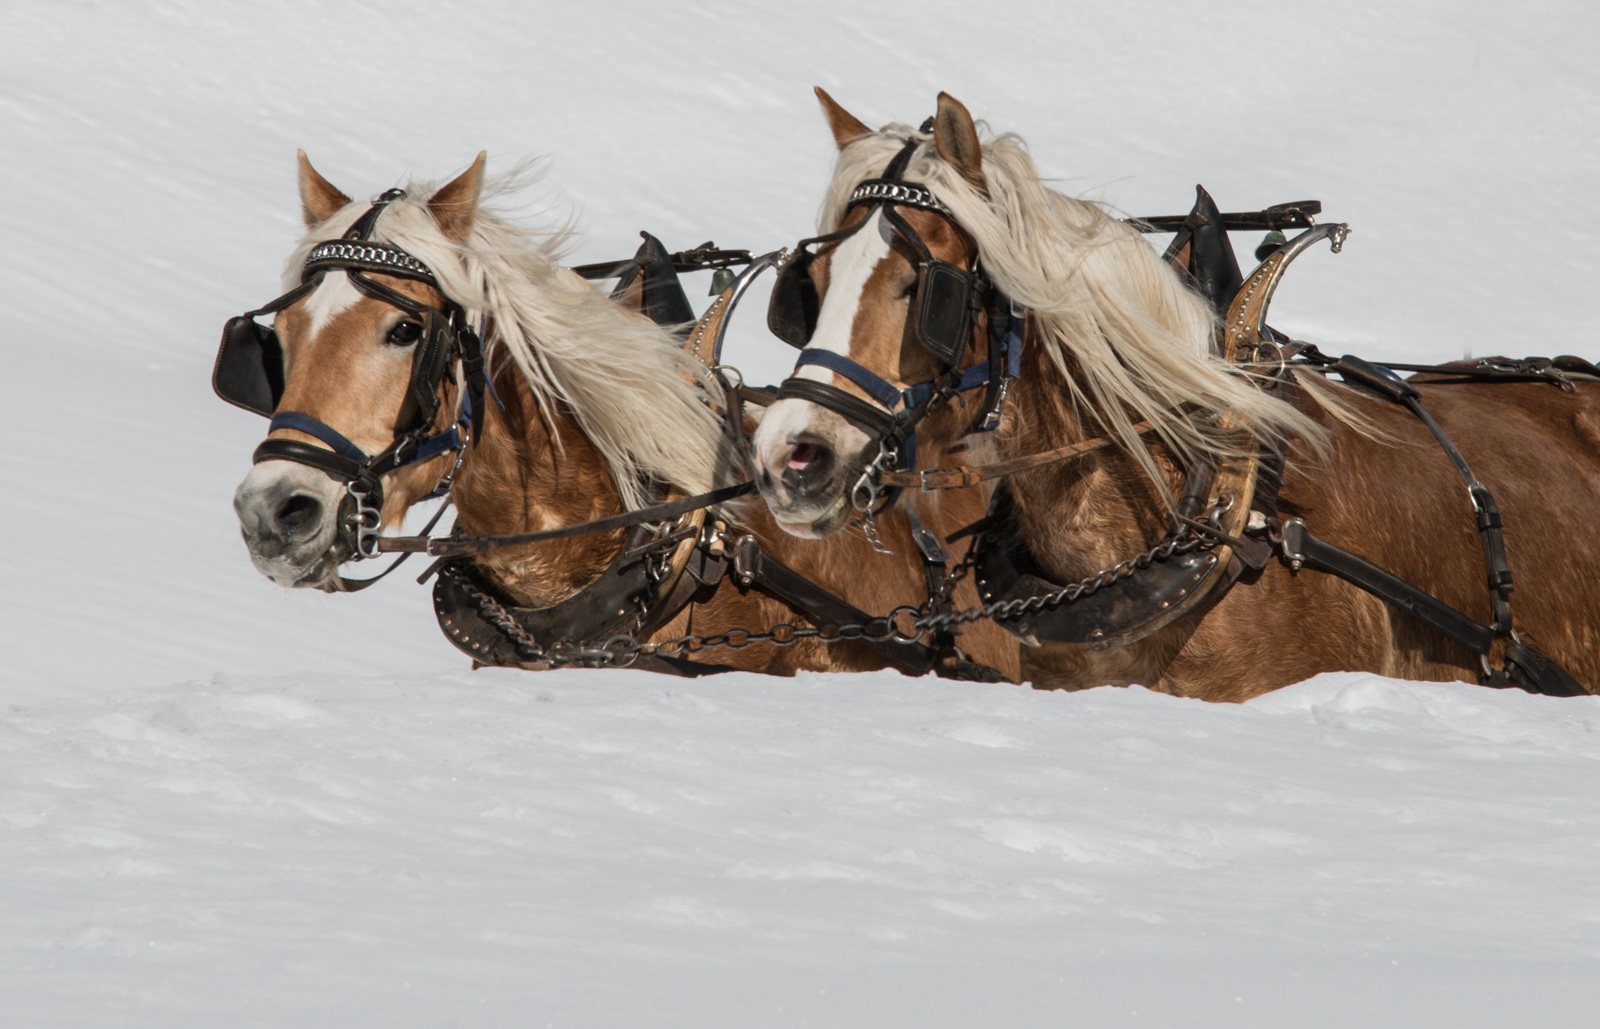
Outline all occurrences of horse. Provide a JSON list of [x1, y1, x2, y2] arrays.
[[748, 88, 1600, 701], [222, 151, 1019, 681]]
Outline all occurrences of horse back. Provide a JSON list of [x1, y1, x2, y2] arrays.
[[1163, 376, 1600, 699]]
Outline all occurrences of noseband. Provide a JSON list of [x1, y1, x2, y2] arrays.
[[214, 189, 488, 562], [769, 131, 1022, 512]]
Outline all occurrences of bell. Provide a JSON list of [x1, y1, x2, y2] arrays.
[[709, 268, 736, 296], [1254, 230, 1287, 262]]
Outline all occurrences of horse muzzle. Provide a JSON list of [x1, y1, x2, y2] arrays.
[[233, 461, 352, 590], [751, 409, 873, 538]]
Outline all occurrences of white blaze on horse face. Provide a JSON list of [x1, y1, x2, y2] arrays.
[[755, 211, 892, 476], [797, 209, 893, 379], [304, 269, 360, 336]]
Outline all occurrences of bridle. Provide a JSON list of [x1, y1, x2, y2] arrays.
[[767, 128, 1022, 523], [213, 188, 488, 567]]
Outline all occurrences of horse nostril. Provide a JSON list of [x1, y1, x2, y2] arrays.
[[779, 439, 835, 497], [788, 443, 819, 469], [274, 493, 325, 540]]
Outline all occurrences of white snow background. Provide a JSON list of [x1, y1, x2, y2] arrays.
[[2, 1, 1598, 1025]]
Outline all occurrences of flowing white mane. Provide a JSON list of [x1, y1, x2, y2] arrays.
[[818, 123, 1342, 476], [286, 171, 726, 509]]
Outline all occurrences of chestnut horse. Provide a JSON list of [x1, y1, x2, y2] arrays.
[[750, 89, 1600, 700], [226, 152, 1017, 679]]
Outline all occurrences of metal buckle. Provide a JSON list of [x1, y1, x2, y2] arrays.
[[981, 376, 1011, 430], [911, 525, 949, 563]]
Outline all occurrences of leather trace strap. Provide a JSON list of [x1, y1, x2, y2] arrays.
[[728, 535, 932, 678], [1268, 517, 1586, 697]]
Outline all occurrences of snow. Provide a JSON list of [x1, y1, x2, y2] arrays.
[[6, 671, 1599, 1025], [3, 1, 1599, 1024]]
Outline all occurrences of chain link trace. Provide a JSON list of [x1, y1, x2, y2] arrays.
[[453, 516, 1221, 671]]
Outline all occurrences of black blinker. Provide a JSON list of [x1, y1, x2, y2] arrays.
[[767, 249, 820, 349], [913, 260, 979, 368], [213, 316, 285, 417]]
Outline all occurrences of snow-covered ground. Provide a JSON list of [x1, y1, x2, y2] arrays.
[[5, 670, 1599, 1027], [3, 2, 1598, 1024]]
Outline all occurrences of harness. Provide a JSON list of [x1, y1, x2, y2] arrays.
[[967, 208, 1589, 695], [213, 189, 488, 580]]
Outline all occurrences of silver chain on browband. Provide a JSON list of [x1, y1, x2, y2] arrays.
[[303, 240, 438, 282], [848, 181, 950, 215]]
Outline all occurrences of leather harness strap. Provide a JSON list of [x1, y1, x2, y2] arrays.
[[728, 536, 932, 678], [879, 419, 1160, 490]]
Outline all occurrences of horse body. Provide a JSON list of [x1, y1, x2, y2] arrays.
[[229, 152, 1018, 681], [1007, 339, 1600, 700], [751, 88, 1598, 699]]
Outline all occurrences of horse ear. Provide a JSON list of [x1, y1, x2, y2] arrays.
[[428, 151, 488, 243], [297, 150, 350, 227], [933, 92, 986, 190], [815, 86, 873, 150]]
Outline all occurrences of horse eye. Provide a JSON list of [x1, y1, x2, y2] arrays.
[[900, 281, 917, 299], [386, 321, 422, 347]]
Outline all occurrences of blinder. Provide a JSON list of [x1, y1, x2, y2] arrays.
[[910, 259, 980, 369], [766, 245, 820, 349], [214, 315, 287, 418]]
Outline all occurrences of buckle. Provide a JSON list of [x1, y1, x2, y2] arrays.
[[980, 377, 1010, 431]]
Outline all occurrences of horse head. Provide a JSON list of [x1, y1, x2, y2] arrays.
[[752, 89, 1002, 538], [228, 153, 489, 590]]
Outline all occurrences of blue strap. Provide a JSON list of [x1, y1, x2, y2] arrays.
[[409, 427, 462, 464], [483, 374, 505, 411], [794, 350, 905, 410], [269, 412, 371, 465], [964, 310, 1025, 436], [271, 409, 468, 472]]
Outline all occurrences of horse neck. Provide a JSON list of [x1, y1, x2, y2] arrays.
[[1001, 327, 1184, 582], [450, 364, 629, 608]]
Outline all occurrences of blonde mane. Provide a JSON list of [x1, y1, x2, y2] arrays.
[[818, 122, 1341, 481], [286, 170, 726, 510]]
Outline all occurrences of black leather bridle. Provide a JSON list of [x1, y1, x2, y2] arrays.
[[214, 189, 488, 564]]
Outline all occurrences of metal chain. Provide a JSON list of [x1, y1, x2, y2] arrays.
[[917, 527, 1213, 635], [458, 521, 1216, 670], [850, 441, 902, 555]]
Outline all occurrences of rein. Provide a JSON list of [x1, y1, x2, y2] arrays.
[[879, 419, 1160, 490], [376, 481, 757, 557]]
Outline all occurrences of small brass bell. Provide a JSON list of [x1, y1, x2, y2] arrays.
[[1254, 230, 1287, 262], [709, 268, 736, 296]]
